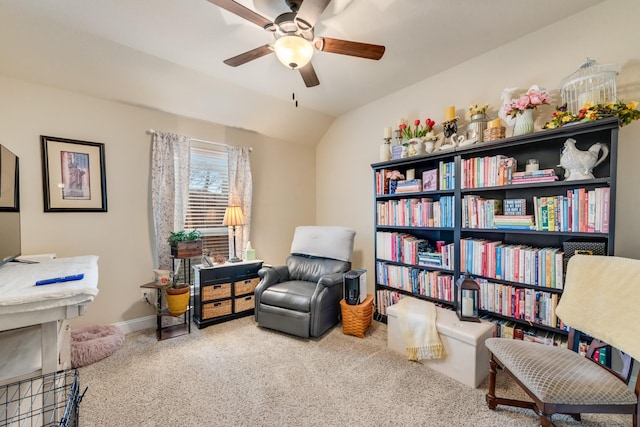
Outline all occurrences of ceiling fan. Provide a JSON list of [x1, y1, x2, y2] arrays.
[[206, 0, 386, 87]]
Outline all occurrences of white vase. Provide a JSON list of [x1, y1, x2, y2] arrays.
[[513, 109, 534, 136]]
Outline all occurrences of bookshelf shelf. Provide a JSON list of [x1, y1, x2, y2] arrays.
[[371, 117, 618, 344]]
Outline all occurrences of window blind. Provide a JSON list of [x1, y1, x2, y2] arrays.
[[185, 143, 229, 257]]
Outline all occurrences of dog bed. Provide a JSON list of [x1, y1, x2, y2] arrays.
[[71, 325, 124, 368]]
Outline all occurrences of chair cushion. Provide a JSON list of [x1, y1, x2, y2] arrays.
[[259, 281, 315, 312], [286, 255, 350, 283], [486, 338, 637, 405], [290, 226, 355, 262]]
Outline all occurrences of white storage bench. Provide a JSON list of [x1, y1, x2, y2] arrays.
[[387, 297, 496, 388]]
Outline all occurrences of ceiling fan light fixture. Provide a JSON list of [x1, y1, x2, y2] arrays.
[[274, 35, 314, 70]]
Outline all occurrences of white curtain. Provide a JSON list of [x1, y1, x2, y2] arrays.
[[151, 131, 191, 269], [227, 147, 252, 257]]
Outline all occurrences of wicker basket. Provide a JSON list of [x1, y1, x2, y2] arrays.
[[340, 295, 374, 338], [483, 127, 506, 142], [234, 295, 255, 313], [235, 277, 260, 296], [202, 283, 232, 301], [202, 300, 232, 319]]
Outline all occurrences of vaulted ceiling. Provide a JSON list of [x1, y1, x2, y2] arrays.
[[0, 0, 603, 145]]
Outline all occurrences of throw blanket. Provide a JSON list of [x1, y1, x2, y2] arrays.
[[395, 297, 445, 361], [556, 254, 640, 361]]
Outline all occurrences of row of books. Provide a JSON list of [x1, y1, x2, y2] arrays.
[[532, 187, 610, 233], [460, 155, 517, 189], [477, 279, 560, 328], [375, 161, 455, 195], [376, 231, 454, 268], [461, 238, 564, 289], [489, 317, 569, 348], [376, 197, 455, 228], [376, 262, 454, 302], [462, 196, 501, 229], [375, 289, 404, 316]]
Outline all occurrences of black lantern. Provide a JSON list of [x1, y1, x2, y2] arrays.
[[456, 274, 480, 322]]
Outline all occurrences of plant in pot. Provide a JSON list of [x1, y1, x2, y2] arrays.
[[163, 275, 190, 316], [168, 229, 203, 258]]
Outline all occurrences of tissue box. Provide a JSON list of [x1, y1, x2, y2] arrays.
[[244, 249, 256, 261], [387, 297, 495, 388]]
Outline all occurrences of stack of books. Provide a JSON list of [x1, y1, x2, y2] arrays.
[[511, 169, 558, 184], [493, 215, 535, 230], [394, 179, 422, 193]]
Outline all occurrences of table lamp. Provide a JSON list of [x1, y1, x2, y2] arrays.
[[223, 206, 245, 263]]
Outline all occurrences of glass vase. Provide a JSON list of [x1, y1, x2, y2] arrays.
[[513, 109, 534, 136]]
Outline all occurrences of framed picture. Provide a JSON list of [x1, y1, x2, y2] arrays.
[[0, 145, 19, 212], [41, 136, 107, 212], [422, 169, 438, 192]]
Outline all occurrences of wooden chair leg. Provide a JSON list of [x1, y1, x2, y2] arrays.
[[486, 356, 498, 410], [538, 411, 554, 427]]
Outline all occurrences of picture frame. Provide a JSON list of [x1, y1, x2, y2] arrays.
[[41, 135, 107, 212], [0, 145, 19, 212], [422, 169, 438, 192]]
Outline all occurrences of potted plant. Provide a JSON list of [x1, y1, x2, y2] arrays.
[[168, 229, 203, 258], [164, 277, 190, 316]]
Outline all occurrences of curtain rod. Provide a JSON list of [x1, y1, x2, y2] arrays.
[[146, 128, 252, 151]]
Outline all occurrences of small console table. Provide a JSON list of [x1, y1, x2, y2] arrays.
[[193, 260, 262, 329]]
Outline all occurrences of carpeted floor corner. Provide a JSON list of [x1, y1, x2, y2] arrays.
[[78, 317, 631, 426]]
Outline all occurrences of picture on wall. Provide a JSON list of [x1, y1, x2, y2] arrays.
[[0, 145, 19, 212], [41, 135, 107, 212]]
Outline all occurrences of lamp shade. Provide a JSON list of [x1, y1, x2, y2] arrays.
[[274, 35, 314, 69], [222, 206, 245, 226]]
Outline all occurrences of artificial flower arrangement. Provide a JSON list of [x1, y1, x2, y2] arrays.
[[399, 118, 436, 139], [469, 104, 489, 117], [385, 170, 405, 180], [544, 101, 640, 129], [503, 87, 551, 118]]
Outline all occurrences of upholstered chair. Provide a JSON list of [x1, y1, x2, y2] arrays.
[[485, 255, 640, 426], [254, 226, 356, 338]]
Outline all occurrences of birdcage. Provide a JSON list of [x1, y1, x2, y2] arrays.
[[560, 58, 620, 114]]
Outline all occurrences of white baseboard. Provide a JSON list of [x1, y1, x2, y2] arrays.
[[112, 316, 156, 335]]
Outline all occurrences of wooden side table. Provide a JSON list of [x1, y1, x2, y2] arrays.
[[340, 294, 374, 338], [140, 282, 191, 341]]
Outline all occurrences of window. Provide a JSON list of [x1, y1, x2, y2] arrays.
[[184, 142, 230, 258]]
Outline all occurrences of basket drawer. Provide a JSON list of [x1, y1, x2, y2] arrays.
[[202, 300, 232, 319], [234, 295, 255, 313], [202, 283, 231, 301], [235, 277, 260, 296]]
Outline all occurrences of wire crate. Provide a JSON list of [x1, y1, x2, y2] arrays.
[[1, 369, 85, 427]]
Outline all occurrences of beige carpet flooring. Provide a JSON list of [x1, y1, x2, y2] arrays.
[[78, 317, 631, 426]]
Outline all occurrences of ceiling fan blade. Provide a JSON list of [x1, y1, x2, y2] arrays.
[[206, 0, 272, 29], [223, 44, 273, 67], [295, 0, 332, 29], [315, 37, 385, 60], [299, 62, 320, 87]]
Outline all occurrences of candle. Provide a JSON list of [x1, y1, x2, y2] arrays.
[[406, 169, 415, 180], [487, 118, 501, 128], [526, 159, 539, 172], [397, 118, 406, 127], [445, 106, 455, 121], [384, 127, 392, 138], [462, 296, 474, 317]]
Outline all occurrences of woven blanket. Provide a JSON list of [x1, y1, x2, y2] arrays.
[[556, 255, 640, 361], [394, 297, 445, 361]]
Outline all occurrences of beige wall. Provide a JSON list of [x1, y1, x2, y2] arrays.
[[316, 0, 640, 295], [0, 76, 315, 328]]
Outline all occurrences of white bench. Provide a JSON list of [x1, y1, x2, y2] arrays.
[[387, 297, 496, 388]]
